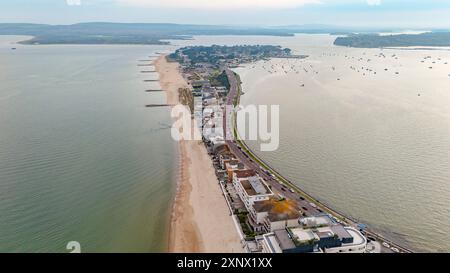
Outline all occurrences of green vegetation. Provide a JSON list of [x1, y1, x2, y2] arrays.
[[178, 87, 194, 113], [209, 70, 231, 90], [236, 212, 257, 240], [171, 45, 292, 67], [334, 32, 450, 48], [0, 23, 296, 45]]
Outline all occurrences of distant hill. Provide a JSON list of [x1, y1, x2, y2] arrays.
[[0, 23, 297, 45], [334, 32, 450, 48]]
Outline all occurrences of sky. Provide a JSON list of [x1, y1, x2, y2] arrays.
[[1, 0, 450, 28]]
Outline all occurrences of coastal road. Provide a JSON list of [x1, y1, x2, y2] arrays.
[[222, 69, 320, 216], [222, 68, 410, 253]]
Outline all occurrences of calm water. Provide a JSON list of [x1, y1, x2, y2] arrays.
[[228, 35, 450, 252], [172, 34, 450, 252], [0, 36, 177, 252], [2, 34, 450, 253]]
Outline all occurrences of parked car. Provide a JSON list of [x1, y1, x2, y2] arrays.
[[391, 247, 400, 253]]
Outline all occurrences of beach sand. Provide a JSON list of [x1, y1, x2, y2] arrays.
[[154, 56, 243, 253]]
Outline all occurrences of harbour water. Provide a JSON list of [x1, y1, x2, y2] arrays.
[[171, 34, 450, 252], [0, 36, 177, 252], [228, 35, 450, 252]]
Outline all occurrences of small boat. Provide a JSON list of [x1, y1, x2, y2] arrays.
[[11, 48, 16, 50]]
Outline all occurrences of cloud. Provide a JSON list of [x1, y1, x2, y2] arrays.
[[66, 0, 82, 5], [116, 0, 321, 9], [366, 0, 381, 6]]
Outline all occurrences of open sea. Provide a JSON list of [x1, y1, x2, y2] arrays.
[[0, 36, 177, 252]]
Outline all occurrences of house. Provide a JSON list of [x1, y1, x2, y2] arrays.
[[225, 161, 248, 183], [233, 173, 274, 213], [249, 198, 300, 233]]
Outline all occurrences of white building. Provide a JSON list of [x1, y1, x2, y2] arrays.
[[232, 171, 274, 212], [256, 216, 367, 253]]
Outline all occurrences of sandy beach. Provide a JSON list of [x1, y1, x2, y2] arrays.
[[154, 56, 243, 253]]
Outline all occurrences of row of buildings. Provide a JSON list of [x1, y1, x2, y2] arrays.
[[214, 145, 367, 253]]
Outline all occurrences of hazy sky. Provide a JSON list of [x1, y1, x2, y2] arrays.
[[1, 0, 450, 28]]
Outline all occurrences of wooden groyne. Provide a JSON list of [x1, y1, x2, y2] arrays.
[[145, 89, 163, 92], [141, 71, 157, 73], [145, 104, 174, 108], [144, 80, 159, 82]]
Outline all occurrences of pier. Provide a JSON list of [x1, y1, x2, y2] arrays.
[[145, 104, 174, 108]]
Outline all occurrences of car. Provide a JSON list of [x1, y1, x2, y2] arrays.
[[302, 207, 308, 211], [391, 247, 400, 253], [299, 196, 305, 201], [289, 188, 295, 193], [309, 203, 317, 208], [382, 242, 390, 248], [281, 188, 286, 192]]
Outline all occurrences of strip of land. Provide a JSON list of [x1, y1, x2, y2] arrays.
[[154, 56, 243, 253]]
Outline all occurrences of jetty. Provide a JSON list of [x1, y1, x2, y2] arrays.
[[145, 104, 174, 108]]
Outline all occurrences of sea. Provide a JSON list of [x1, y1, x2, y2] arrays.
[[1, 34, 450, 252], [0, 36, 177, 252]]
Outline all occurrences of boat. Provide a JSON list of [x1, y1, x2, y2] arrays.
[[11, 48, 16, 50]]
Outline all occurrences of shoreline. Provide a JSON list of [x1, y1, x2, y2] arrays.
[[154, 55, 243, 253]]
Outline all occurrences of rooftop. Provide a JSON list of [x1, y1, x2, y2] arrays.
[[290, 228, 318, 243], [233, 169, 257, 178], [239, 176, 271, 196], [253, 198, 300, 221], [273, 230, 296, 250], [300, 215, 335, 228]]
